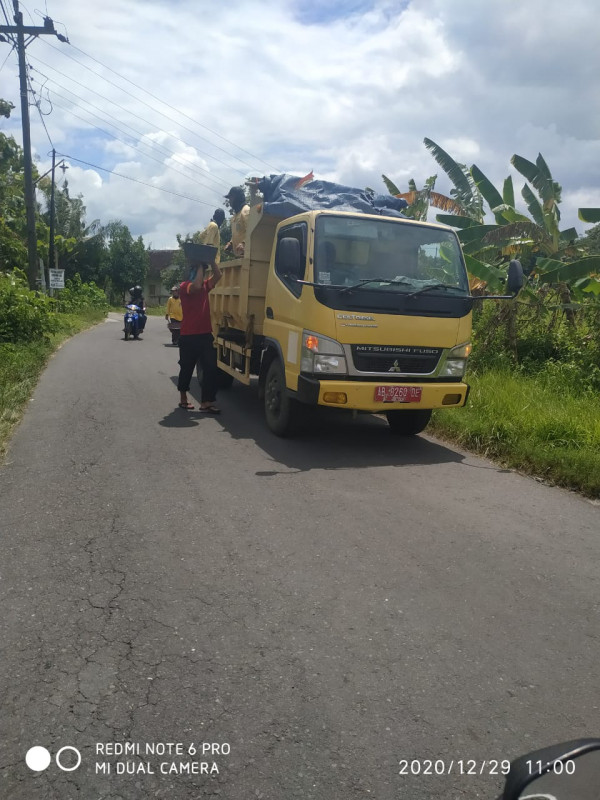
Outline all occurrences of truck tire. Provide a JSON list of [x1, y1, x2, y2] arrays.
[[264, 359, 302, 437], [386, 409, 432, 436]]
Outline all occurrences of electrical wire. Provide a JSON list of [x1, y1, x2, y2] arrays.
[[68, 40, 281, 173], [0, 40, 16, 71], [27, 63, 54, 148], [28, 65, 231, 192], [43, 92, 226, 201], [40, 38, 279, 175], [28, 52, 253, 180], [53, 152, 217, 207]]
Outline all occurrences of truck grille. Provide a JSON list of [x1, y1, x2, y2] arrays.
[[351, 344, 442, 374]]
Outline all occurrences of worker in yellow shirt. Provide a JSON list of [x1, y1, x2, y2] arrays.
[[193, 208, 225, 263], [165, 285, 183, 345], [224, 186, 250, 257]]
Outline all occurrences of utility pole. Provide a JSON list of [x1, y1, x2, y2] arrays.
[[48, 148, 56, 271], [0, 2, 67, 289]]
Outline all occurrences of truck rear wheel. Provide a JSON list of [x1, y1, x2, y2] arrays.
[[386, 409, 432, 436], [264, 359, 302, 437]]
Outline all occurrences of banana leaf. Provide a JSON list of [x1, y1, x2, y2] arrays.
[[491, 205, 531, 224], [381, 173, 401, 196], [535, 256, 600, 284], [458, 224, 500, 245], [434, 214, 477, 229], [471, 164, 504, 211], [578, 208, 600, 223], [424, 138, 473, 200], [521, 184, 546, 229], [503, 176, 515, 207], [464, 255, 504, 291]]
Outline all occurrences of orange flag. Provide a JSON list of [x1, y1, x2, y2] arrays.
[[295, 170, 314, 189]]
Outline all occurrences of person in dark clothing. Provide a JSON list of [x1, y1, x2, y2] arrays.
[[176, 257, 222, 412], [128, 285, 147, 332]]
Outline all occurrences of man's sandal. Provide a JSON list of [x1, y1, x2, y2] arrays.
[[200, 405, 221, 414], [178, 402, 195, 410]]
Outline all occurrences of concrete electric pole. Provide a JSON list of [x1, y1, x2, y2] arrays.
[[0, 1, 67, 288]]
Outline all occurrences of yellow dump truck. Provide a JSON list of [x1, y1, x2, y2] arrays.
[[210, 178, 521, 436]]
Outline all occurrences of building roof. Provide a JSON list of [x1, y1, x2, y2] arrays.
[[147, 249, 178, 278]]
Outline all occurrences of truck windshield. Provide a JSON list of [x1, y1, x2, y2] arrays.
[[313, 215, 469, 296]]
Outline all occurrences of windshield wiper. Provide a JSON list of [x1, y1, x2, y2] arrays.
[[406, 283, 466, 298], [338, 278, 414, 295]]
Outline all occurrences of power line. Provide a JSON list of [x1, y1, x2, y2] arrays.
[[66, 39, 280, 172], [28, 65, 230, 192], [0, 39, 16, 71], [28, 52, 253, 181], [40, 37, 280, 175], [42, 92, 226, 201], [55, 152, 217, 207], [27, 63, 54, 147]]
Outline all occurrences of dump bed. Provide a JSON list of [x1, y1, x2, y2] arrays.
[[209, 204, 280, 340]]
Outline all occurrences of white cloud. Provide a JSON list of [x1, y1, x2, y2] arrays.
[[2, 0, 598, 247]]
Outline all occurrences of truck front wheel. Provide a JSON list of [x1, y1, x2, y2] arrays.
[[264, 359, 302, 437], [386, 409, 432, 436]]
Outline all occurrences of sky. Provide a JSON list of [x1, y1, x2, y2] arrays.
[[1, 0, 599, 250]]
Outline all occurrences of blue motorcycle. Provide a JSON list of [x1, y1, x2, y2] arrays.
[[123, 304, 142, 340]]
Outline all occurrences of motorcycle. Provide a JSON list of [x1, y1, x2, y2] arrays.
[[499, 738, 600, 799], [123, 303, 142, 340]]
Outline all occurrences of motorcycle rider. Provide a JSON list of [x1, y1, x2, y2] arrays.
[[128, 285, 147, 333]]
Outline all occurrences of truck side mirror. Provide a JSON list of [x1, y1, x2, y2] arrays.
[[507, 259, 524, 296], [278, 237, 302, 278]]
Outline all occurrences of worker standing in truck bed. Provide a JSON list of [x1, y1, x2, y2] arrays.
[[224, 186, 250, 257], [194, 208, 225, 263]]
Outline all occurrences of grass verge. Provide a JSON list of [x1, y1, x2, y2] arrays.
[[0, 310, 107, 460], [430, 369, 600, 498]]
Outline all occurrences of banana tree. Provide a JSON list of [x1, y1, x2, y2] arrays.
[[423, 138, 485, 222], [382, 174, 464, 221]]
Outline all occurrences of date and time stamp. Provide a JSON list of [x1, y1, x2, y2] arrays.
[[399, 757, 577, 778]]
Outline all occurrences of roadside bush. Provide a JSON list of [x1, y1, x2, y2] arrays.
[[0, 269, 59, 343], [53, 273, 109, 312], [470, 296, 600, 392]]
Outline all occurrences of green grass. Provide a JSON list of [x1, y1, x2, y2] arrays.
[[0, 310, 106, 460], [431, 369, 600, 498]]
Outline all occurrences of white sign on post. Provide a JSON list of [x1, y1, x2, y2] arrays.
[[49, 269, 65, 289]]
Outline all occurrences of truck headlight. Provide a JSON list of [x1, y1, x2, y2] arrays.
[[301, 331, 348, 375], [439, 342, 472, 378]]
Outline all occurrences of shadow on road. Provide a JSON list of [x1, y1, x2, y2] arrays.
[[163, 374, 468, 473]]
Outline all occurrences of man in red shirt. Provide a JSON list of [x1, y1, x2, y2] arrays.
[[177, 257, 222, 412]]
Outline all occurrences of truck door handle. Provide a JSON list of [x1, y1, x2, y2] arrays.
[[266, 307, 274, 319]]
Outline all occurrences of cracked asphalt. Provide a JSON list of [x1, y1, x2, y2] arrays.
[[0, 313, 599, 800]]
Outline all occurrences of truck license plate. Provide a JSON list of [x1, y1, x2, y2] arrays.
[[374, 386, 422, 403]]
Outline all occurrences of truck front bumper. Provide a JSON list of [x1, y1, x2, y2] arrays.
[[296, 376, 469, 410]]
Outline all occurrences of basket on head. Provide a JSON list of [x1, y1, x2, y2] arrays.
[[182, 242, 217, 264]]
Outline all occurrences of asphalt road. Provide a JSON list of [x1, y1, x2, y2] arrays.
[[0, 313, 598, 800]]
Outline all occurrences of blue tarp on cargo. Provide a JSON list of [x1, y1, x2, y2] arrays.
[[257, 174, 408, 219]]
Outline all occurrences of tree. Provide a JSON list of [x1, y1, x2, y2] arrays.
[[103, 221, 149, 301], [382, 173, 464, 221], [0, 130, 28, 271], [37, 178, 103, 281], [423, 138, 485, 222]]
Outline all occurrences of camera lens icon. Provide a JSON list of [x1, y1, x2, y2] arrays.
[[26, 745, 82, 772], [25, 746, 51, 772]]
